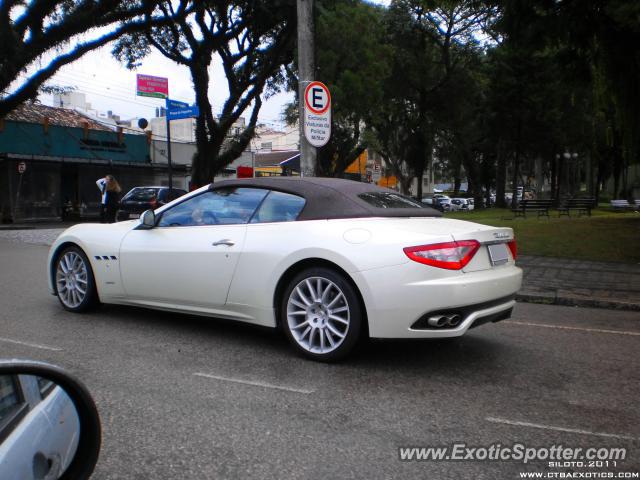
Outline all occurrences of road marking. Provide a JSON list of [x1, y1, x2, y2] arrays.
[[486, 417, 638, 441], [504, 321, 640, 337], [0, 336, 63, 352], [193, 372, 314, 395]]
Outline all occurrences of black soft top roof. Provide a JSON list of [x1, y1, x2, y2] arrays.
[[210, 177, 442, 220]]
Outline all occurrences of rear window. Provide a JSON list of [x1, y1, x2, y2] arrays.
[[358, 192, 425, 209], [123, 188, 160, 202]]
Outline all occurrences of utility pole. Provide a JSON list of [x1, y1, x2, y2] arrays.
[[164, 106, 173, 192], [297, 0, 316, 177]]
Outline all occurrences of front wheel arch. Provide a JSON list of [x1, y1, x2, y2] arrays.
[[50, 242, 81, 292], [51, 242, 100, 306], [273, 258, 369, 339]]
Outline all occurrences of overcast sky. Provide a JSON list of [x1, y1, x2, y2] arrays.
[[38, 44, 292, 128], [24, 1, 389, 129]]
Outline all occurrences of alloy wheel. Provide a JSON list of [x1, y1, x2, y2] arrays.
[[286, 276, 350, 354], [56, 251, 89, 309]]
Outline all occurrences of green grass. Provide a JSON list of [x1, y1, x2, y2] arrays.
[[445, 208, 640, 263]]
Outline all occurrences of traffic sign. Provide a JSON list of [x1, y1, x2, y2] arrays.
[[17, 161, 26, 174], [167, 105, 200, 120], [304, 81, 331, 147], [166, 98, 189, 110], [372, 163, 382, 183]]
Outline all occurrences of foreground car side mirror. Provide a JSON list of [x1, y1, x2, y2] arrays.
[[0, 360, 101, 480], [139, 209, 156, 229]]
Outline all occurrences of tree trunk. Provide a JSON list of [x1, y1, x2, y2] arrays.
[[550, 154, 557, 202], [453, 176, 461, 197], [496, 144, 507, 208], [534, 156, 544, 198], [511, 149, 520, 209], [191, 62, 217, 188]]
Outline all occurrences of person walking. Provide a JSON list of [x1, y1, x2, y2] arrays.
[[96, 175, 122, 223]]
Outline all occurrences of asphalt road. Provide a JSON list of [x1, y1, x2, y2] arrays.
[[1, 240, 639, 479]]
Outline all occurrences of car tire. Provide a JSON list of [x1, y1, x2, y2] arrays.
[[54, 246, 99, 312], [280, 267, 362, 362]]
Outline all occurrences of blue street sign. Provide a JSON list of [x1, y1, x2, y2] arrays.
[[167, 105, 199, 120], [166, 98, 189, 110]]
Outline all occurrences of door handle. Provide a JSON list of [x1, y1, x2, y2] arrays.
[[212, 239, 235, 247]]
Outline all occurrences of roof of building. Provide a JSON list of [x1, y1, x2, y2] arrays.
[[255, 128, 285, 136], [254, 150, 299, 167], [4, 102, 113, 131], [209, 176, 441, 220]]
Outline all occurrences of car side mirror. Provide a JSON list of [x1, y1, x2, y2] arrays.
[[140, 209, 156, 229], [0, 360, 101, 480]]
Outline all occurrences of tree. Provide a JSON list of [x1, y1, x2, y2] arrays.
[[544, 0, 640, 198], [371, 0, 490, 199], [0, 0, 186, 117], [114, 0, 296, 186]]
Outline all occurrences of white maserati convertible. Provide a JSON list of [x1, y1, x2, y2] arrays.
[[47, 177, 522, 361]]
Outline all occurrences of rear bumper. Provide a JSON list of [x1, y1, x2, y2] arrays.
[[354, 262, 522, 338]]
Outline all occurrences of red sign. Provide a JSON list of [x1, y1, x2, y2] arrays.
[[236, 166, 254, 178], [136, 74, 169, 98], [304, 81, 331, 115]]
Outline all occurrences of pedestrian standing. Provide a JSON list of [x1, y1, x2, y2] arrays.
[[96, 175, 122, 223]]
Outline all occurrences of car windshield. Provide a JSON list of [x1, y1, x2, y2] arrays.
[[358, 192, 425, 209]]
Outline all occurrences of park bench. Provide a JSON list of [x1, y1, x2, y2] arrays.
[[512, 199, 553, 218], [558, 197, 595, 217], [610, 199, 638, 211]]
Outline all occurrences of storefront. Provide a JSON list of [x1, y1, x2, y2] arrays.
[[0, 103, 186, 222]]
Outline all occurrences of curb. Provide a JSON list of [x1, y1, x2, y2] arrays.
[[516, 292, 640, 312]]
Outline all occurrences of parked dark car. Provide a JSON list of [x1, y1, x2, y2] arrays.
[[117, 186, 187, 221]]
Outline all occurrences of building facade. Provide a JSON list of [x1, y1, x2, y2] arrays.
[[0, 103, 171, 222]]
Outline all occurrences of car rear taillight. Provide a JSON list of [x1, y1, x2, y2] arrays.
[[507, 239, 517, 260], [403, 240, 480, 270]]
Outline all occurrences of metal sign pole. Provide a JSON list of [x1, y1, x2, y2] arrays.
[[165, 100, 173, 192], [297, 0, 316, 177]]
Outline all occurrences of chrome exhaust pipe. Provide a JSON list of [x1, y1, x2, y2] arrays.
[[427, 315, 449, 328], [446, 314, 462, 327]]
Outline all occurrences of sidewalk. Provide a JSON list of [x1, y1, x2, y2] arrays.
[[1, 224, 639, 311], [517, 255, 640, 311], [0, 221, 80, 230]]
